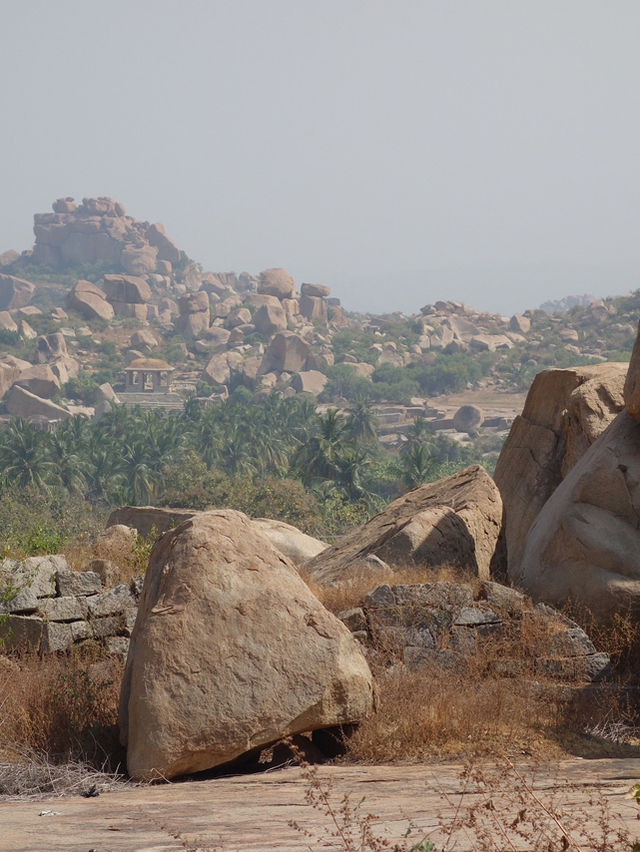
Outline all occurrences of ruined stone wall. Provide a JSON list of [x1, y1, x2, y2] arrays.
[[0, 555, 141, 657]]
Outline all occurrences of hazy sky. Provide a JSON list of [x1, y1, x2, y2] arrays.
[[2, 1, 638, 315]]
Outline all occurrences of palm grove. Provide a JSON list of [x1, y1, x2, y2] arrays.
[[0, 395, 487, 556]]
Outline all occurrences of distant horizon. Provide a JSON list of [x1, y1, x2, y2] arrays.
[[3, 194, 637, 319]]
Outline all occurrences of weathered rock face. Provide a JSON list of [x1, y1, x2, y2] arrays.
[[146, 223, 181, 264], [262, 331, 310, 373], [200, 351, 242, 388], [258, 268, 295, 299], [194, 325, 231, 354], [103, 274, 152, 305], [14, 365, 61, 398], [291, 370, 328, 396], [32, 197, 179, 275], [494, 364, 626, 582], [304, 466, 502, 585], [346, 580, 610, 683], [176, 291, 210, 338], [35, 332, 67, 363], [253, 301, 287, 335], [510, 314, 531, 334], [0, 355, 31, 398], [300, 294, 328, 324], [518, 411, 640, 622], [0, 312, 17, 332], [0, 274, 35, 309], [119, 510, 374, 781], [66, 280, 114, 322], [624, 319, 640, 422]]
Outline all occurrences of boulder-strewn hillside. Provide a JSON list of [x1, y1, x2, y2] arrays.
[[0, 196, 636, 439]]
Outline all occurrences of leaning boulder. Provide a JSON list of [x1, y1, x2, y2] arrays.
[[304, 466, 502, 585], [119, 509, 373, 780], [518, 411, 640, 622], [0, 274, 35, 310], [66, 280, 114, 322], [6, 385, 71, 420]]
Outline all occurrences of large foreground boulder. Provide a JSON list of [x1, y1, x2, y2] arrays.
[[119, 510, 374, 780], [304, 466, 502, 585], [494, 364, 626, 581], [624, 319, 640, 422], [517, 411, 640, 622]]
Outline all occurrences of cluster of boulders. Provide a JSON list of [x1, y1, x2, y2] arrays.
[[31, 197, 180, 276], [494, 326, 640, 621], [0, 448, 625, 782], [338, 579, 610, 684], [0, 331, 83, 421], [417, 300, 518, 354], [0, 196, 636, 425]]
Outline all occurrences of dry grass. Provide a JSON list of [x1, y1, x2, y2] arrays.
[[345, 655, 565, 765], [563, 601, 640, 679], [310, 563, 482, 616], [0, 747, 131, 800], [62, 536, 95, 574], [64, 525, 154, 587], [0, 651, 124, 770]]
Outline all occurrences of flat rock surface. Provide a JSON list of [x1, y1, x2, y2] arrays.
[[2, 759, 640, 850]]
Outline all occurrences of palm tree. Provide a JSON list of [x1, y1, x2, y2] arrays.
[[49, 430, 91, 495], [121, 439, 162, 504], [400, 443, 437, 489], [293, 409, 349, 484], [0, 419, 60, 490], [346, 397, 378, 443]]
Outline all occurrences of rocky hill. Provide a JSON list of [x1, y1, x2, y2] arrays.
[[0, 196, 636, 439]]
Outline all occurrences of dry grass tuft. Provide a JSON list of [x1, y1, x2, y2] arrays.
[[0, 651, 124, 769], [64, 525, 154, 588], [564, 600, 640, 679], [345, 660, 560, 764], [0, 747, 131, 800]]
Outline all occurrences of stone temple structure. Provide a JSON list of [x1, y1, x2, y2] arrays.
[[119, 358, 183, 412]]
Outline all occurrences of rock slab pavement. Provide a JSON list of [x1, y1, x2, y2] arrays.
[[1, 759, 639, 850]]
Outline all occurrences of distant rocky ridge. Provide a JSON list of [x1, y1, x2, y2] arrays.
[[0, 196, 637, 432], [31, 196, 181, 276], [538, 294, 597, 314]]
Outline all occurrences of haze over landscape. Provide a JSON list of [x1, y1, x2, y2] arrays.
[[2, 0, 639, 314]]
